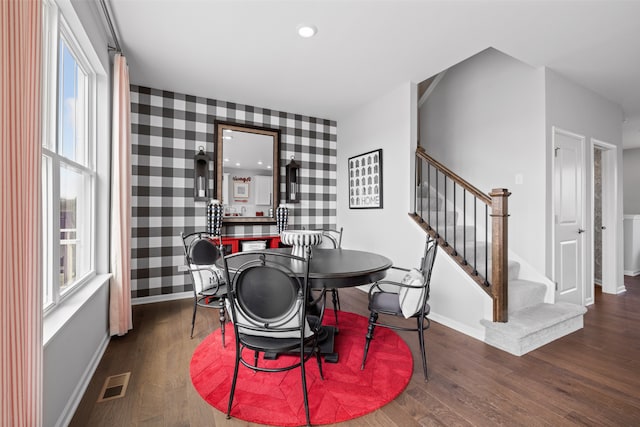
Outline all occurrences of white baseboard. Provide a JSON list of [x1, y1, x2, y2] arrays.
[[356, 283, 487, 342], [428, 312, 486, 342], [132, 291, 192, 305], [55, 333, 110, 427], [624, 270, 640, 276]]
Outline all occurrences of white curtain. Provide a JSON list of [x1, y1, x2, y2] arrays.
[[1, 0, 43, 424], [109, 53, 133, 336]]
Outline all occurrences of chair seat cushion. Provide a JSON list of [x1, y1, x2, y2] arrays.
[[200, 283, 227, 297], [370, 291, 431, 319], [239, 334, 304, 352], [370, 291, 402, 315], [398, 268, 426, 318], [197, 284, 227, 308]]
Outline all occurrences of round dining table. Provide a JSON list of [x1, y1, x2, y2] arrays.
[[264, 247, 392, 288], [221, 247, 393, 362], [221, 247, 392, 289]]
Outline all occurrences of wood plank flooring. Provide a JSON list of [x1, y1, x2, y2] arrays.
[[70, 276, 640, 426]]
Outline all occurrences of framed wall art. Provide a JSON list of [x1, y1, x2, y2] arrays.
[[348, 149, 383, 209], [233, 181, 249, 199]]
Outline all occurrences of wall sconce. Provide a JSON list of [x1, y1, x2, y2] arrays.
[[285, 156, 301, 203], [194, 146, 209, 201]]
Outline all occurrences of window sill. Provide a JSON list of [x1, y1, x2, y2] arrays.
[[43, 273, 111, 347]]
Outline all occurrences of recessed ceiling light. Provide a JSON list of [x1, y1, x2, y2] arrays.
[[297, 24, 317, 38]]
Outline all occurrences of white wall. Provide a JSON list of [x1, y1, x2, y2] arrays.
[[623, 148, 640, 213], [337, 83, 422, 265], [420, 48, 547, 272], [544, 68, 624, 294], [624, 215, 640, 275], [337, 82, 491, 339], [43, 278, 110, 427]]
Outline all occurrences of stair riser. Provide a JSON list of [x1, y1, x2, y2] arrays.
[[508, 280, 547, 313]]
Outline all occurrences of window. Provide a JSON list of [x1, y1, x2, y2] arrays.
[[42, 0, 97, 311]]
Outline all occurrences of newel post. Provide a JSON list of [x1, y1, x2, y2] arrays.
[[490, 188, 511, 322]]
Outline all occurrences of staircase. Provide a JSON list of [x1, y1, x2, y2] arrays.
[[481, 263, 586, 356], [413, 148, 586, 356], [482, 285, 586, 356]]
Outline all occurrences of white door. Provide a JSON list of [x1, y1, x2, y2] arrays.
[[592, 139, 618, 297], [553, 128, 586, 305], [254, 175, 272, 205]]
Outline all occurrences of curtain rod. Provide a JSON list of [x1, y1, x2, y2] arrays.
[[99, 0, 122, 54]]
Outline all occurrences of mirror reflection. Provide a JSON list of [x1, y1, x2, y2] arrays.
[[215, 123, 279, 224]]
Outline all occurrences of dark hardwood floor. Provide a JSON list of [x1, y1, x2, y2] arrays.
[[70, 276, 640, 426]]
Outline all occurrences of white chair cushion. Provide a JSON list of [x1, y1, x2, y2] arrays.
[[189, 264, 224, 293], [398, 268, 426, 318]]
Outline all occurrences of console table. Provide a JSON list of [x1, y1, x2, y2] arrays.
[[214, 235, 281, 254]]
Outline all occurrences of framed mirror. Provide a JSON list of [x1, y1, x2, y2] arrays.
[[215, 122, 280, 224]]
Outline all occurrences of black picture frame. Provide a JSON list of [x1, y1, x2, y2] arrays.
[[348, 149, 383, 209]]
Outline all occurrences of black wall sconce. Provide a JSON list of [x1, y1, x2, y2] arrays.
[[285, 156, 301, 203], [194, 146, 209, 201]]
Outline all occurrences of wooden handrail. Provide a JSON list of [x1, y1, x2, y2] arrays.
[[413, 147, 510, 322], [416, 146, 491, 205]]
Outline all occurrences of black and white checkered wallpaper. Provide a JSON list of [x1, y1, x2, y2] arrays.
[[130, 85, 337, 299]]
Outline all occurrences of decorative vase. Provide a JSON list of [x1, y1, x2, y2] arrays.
[[207, 199, 224, 237], [280, 230, 323, 259], [276, 204, 289, 235]]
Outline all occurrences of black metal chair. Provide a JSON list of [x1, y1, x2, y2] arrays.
[[361, 236, 438, 381], [314, 227, 343, 325], [222, 248, 325, 427], [180, 232, 227, 344]]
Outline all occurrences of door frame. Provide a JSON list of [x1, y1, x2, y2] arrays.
[[551, 126, 587, 306], [591, 139, 617, 297]]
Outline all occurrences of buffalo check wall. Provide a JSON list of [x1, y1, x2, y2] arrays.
[[130, 85, 337, 299]]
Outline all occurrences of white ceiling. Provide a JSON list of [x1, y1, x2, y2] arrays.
[[107, 0, 640, 149]]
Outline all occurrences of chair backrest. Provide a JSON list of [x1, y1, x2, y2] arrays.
[[181, 232, 221, 263], [315, 227, 343, 249], [397, 236, 438, 318], [222, 250, 312, 338], [181, 231, 224, 293], [418, 236, 438, 300]]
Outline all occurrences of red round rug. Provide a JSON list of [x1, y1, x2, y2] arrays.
[[190, 311, 413, 426]]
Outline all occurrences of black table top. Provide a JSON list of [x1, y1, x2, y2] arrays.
[[223, 248, 393, 289]]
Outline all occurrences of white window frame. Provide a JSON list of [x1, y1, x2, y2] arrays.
[[42, 0, 98, 313]]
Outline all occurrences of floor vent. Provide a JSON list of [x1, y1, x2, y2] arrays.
[[97, 372, 130, 402]]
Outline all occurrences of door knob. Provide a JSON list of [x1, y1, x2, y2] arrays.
[[578, 228, 585, 234], [601, 226, 606, 230]]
